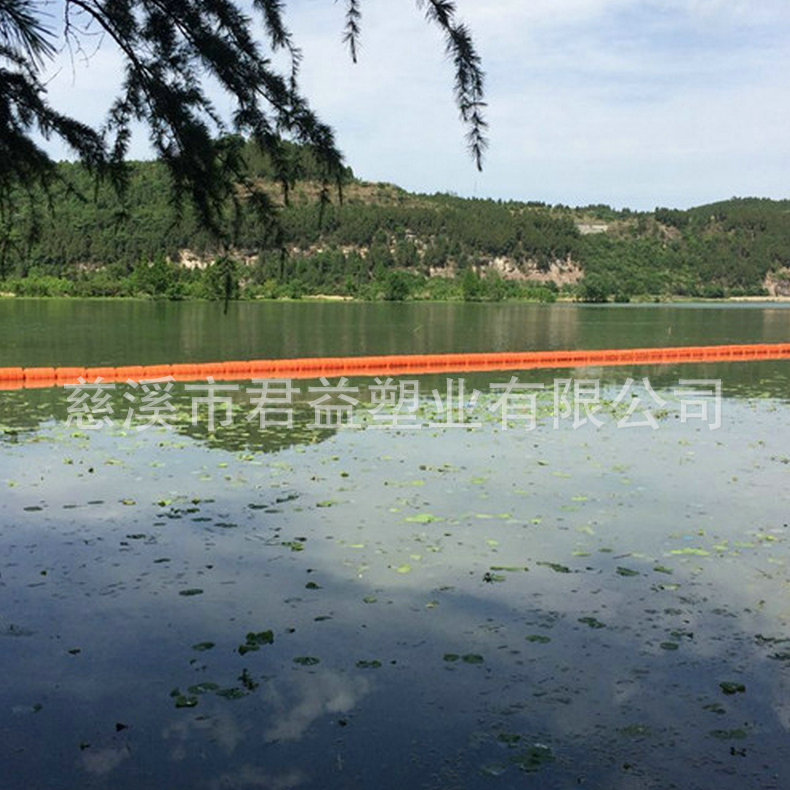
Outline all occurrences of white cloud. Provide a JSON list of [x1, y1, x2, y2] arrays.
[[262, 669, 370, 742], [79, 744, 131, 776], [33, 1, 790, 209]]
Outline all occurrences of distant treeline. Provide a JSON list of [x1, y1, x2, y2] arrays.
[[1, 141, 789, 301], [577, 200, 790, 300]]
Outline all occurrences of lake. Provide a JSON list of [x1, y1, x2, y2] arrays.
[[1, 300, 789, 789]]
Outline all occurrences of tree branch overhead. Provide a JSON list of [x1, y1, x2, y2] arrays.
[[0, 0, 487, 236]]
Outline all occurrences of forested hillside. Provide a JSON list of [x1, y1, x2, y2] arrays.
[[2, 142, 789, 302]]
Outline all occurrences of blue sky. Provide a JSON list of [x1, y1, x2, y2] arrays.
[[40, 0, 790, 210]]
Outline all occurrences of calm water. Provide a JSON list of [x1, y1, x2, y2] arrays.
[[1, 301, 789, 789], [2, 299, 790, 366]]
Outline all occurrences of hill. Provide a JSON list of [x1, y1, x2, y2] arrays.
[[1, 143, 789, 302]]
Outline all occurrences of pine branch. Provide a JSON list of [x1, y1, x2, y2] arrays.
[[342, 0, 361, 63], [254, 0, 302, 89], [0, 0, 485, 260], [0, 0, 55, 64], [416, 0, 487, 170]]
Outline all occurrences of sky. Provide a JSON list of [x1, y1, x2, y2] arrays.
[[39, 0, 790, 211]]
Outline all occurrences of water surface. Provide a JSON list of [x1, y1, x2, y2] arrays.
[[2, 299, 790, 366], [1, 302, 789, 789]]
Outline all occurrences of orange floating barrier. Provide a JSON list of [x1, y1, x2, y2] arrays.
[[2, 343, 789, 390], [139, 365, 173, 380], [247, 360, 281, 378], [24, 367, 56, 381], [116, 365, 146, 382], [55, 367, 87, 386], [220, 360, 254, 381], [0, 367, 24, 384], [23, 367, 57, 390], [83, 366, 120, 383], [192, 362, 228, 379], [264, 358, 301, 375], [23, 378, 58, 390], [171, 362, 201, 381]]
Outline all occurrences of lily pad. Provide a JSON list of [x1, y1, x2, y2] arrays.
[[405, 513, 441, 524], [239, 669, 259, 691], [578, 616, 605, 629], [171, 691, 198, 709], [249, 630, 275, 645], [511, 744, 555, 773], [216, 687, 247, 700], [537, 562, 571, 574], [293, 656, 320, 666], [188, 682, 220, 695], [238, 630, 274, 655]]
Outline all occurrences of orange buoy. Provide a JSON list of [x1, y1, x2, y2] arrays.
[[2, 343, 789, 389]]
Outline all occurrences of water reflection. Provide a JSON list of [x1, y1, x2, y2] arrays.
[[80, 746, 133, 778], [2, 300, 790, 367], [262, 670, 371, 742], [0, 385, 336, 453], [2, 360, 789, 452], [1, 353, 790, 788]]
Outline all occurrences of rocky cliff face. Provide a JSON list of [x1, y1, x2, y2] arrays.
[[764, 268, 790, 297]]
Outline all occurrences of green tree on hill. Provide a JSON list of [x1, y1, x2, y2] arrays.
[[0, 0, 486, 245]]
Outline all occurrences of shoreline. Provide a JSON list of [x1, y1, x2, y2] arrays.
[[2, 292, 790, 304]]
